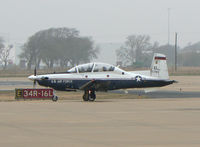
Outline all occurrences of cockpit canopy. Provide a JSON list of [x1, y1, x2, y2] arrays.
[[67, 63, 116, 73]]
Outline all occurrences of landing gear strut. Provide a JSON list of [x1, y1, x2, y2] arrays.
[[83, 90, 96, 101]]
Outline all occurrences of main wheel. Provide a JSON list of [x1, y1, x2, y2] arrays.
[[83, 94, 89, 101], [83, 91, 89, 101], [88, 96, 95, 101], [88, 91, 96, 101]]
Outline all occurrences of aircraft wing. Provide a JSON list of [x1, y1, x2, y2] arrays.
[[79, 79, 111, 91]]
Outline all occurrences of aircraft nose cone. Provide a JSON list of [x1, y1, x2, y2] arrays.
[[28, 75, 36, 81]]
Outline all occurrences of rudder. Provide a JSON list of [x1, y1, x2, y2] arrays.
[[150, 53, 169, 79]]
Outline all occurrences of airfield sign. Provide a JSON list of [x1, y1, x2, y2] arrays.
[[15, 88, 54, 100]]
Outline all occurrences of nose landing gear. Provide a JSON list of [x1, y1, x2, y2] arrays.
[[83, 90, 96, 101]]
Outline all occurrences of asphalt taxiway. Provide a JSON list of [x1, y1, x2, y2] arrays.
[[112, 90, 200, 98], [0, 76, 200, 146], [1, 99, 200, 147]]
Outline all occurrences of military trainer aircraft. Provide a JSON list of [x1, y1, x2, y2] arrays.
[[28, 53, 176, 101]]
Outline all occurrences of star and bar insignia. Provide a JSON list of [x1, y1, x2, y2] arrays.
[[135, 76, 142, 82]]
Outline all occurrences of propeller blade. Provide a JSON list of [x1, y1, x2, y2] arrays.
[[34, 66, 37, 76], [33, 66, 37, 88]]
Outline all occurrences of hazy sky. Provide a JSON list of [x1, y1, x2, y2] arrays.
[[1, 0, 200, 46]]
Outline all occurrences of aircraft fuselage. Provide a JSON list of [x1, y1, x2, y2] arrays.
[[34, 72, 174, 91]]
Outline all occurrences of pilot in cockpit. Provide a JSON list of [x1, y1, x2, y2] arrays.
[[103, 66, 107, 71], [86, 67, 92, 72]]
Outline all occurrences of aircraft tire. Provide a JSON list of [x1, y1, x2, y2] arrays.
[[88, 92, 96, 101], [52, 95, 58, 102], [88, 97, 95, 101], [83, 92, 89, 101]]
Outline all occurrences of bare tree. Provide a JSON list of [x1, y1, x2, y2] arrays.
[[0, 45, 13, 70], [116, 35, 152, 66]]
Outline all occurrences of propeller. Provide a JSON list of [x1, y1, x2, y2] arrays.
[[33, 66, 37, 88], [28, 66, 49, 88], [34, 66, 36, 76]]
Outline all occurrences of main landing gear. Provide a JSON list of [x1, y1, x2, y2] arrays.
[[83, 90, 96, 102]]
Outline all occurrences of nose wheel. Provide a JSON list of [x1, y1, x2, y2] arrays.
[[83, 90, 96, 101], [52, 95, 58, 102]]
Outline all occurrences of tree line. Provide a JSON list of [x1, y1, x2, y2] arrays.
[[19, 27, 99, 69], [116, 34, 200, 67], [1, 28, 200, 70]]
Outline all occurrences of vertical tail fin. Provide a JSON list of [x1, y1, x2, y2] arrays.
[[150, 53, 169, 79]]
